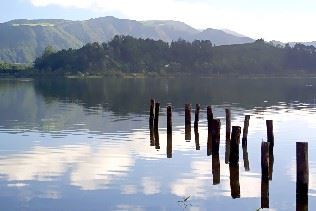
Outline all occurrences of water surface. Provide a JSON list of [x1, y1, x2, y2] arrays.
[[0, 77, 316, 210]]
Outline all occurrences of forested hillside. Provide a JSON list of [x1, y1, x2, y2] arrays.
[[33, 36, 316, 76]]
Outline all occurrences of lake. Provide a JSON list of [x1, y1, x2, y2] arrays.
[[0, 77, 315, 210]]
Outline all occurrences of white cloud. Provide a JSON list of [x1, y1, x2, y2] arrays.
[[28, 0, 316, 41]]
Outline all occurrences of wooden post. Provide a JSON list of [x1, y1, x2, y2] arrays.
[[229, 126, 241, 165], [194, 104, 200, 128], [154, 102, 160, 132], [296, 142, 309, 195], [166, 105, 172, 158], [167, 105, 172, 136], [266, 120, 274, 150], [185, 104, 191, 141], [261, 177, 269, 208], [150, 99, 155, 124], [211, 119, 221, 155], [154, 102, 160, 149], [242, 115, 250, 146], [261, 142, 270, 181], [149, 99, 155, 146], [261, 142, 270, 208], [242, 145, 250, 171], [207, 106, 213, 156], [194, 127, 200, 150], [229, 163, 240, 199], [207, 106, 213, 135], [212, 154, 220, 185], [297, 191, 308, 211], [225, 109, 231, 141]]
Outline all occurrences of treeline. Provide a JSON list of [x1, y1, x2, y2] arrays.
[[32, 36, 316, 75]]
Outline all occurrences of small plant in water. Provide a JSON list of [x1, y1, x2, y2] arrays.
[[177, 195, 192, 209]]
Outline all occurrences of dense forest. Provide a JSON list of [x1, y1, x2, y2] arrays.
[[2, 35, 316, 76]]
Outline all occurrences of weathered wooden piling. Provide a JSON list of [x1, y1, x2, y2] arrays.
[[242, 115, 250, 146], [154, 102, 160, 132], [167, 105, 172, 136], [229, 163, 240, 199], [296, 142, 309, 195], [261, 142, 270, 181], [225, 109, 231, 141], [229, 126, 241, 165], [150, 99, 155, 124], [296, 191, 308, 211], [266, 120, 274, 149], [185, 104, 191, 141], [211, 119, 221, 155], [212, 154, 220, 185], [154, 102, 160, 149], [194, 104, 200, 128], [194, 127, 200, 150], [242, 145, 250, 171], [207, 106, 213, 135], [261, 177, 269, 208], [149, 99, 155, 146], [207, 106, 213, 156]]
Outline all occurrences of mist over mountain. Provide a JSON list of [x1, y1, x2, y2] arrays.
[[0, 16, 254, 63]]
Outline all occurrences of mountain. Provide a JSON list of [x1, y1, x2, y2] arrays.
[[0, 16, 254, 63]]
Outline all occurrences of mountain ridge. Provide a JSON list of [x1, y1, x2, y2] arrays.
[[0, 16, 254, 63]]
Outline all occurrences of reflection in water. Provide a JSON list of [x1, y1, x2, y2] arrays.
[[1, 78, 316, 210], [0, 145, 134, 190], [194, 127, 200, 150], [167, 133, 172, 158], [242, 145, 250, 171], [229, 164, 240, 199], [269, 151, 274, 180], [207, 136, 212, 156], [225, 139, 230, 164], [212, 154, 220, 185]]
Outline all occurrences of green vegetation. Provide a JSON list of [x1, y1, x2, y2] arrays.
[[0, 62, 33, 76], [33, 36, 316, 76]]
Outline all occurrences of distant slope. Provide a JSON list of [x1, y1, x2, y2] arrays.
[[0, 16, 254, 63]]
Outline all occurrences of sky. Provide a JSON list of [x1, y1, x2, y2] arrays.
[[1, 0, 316, 42]]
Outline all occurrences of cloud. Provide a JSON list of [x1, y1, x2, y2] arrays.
[[27, 0, 316, 42]]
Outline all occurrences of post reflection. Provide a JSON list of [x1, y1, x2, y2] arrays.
[[242, 145, 250, 171], [225, 139, 230, 164], [207, 136, 212, 156], [154, 129, 160, 150], [269, 151, 274, 181], [167, 133, 172, 158], [194, 127, 200, 150], [212, 154, 220, 185], [229, 164, 240, 199]]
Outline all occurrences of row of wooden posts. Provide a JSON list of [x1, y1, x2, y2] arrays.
[[149, 99, 309, 210]]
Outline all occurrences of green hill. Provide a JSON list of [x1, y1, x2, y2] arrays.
[[0, 16, 253, 64]]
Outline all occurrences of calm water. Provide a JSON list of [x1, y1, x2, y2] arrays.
[[0, 77, 316, 210]]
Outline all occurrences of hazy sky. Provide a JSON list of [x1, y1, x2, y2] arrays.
[[1, 0, 315, 42]]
